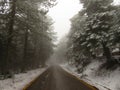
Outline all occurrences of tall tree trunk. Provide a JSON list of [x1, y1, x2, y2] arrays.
[[22, 29, 28, 72], [101, 42, 112, 62], [0, 0, 7, 75], [5, 0, 16, 75]]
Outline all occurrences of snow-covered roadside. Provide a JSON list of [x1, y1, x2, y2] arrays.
[[0, 68, 47, 90], [61, 61, 120, 90]]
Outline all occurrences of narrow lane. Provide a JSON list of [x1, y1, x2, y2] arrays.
[[24, 65, 98, 90]]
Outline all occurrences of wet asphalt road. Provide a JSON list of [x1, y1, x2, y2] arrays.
[[24, 65, 98, 90]]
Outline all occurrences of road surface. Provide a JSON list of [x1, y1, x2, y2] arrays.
[[24, 65, 98, 90]]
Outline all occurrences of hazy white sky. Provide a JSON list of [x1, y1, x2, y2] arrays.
[[114, 0, 120, 5], [48, 0, 82, 41]]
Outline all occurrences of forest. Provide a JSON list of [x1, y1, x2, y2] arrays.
[[56, 0, 120, 72], [0, 0, 120, 82], [0, 0, 56, 78], [67, 0, 120, 71]]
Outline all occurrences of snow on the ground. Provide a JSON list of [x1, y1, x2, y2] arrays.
[[0, 68, 47, 90], [61, 61, 120, 90]]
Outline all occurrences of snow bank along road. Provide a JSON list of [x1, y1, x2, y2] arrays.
[[23, 65, 98, 90]]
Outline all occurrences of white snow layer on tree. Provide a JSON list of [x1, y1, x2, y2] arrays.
[[0, 68, 46, 90]]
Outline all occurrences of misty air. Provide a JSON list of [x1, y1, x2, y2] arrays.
[[0, 0, 120, 90]]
